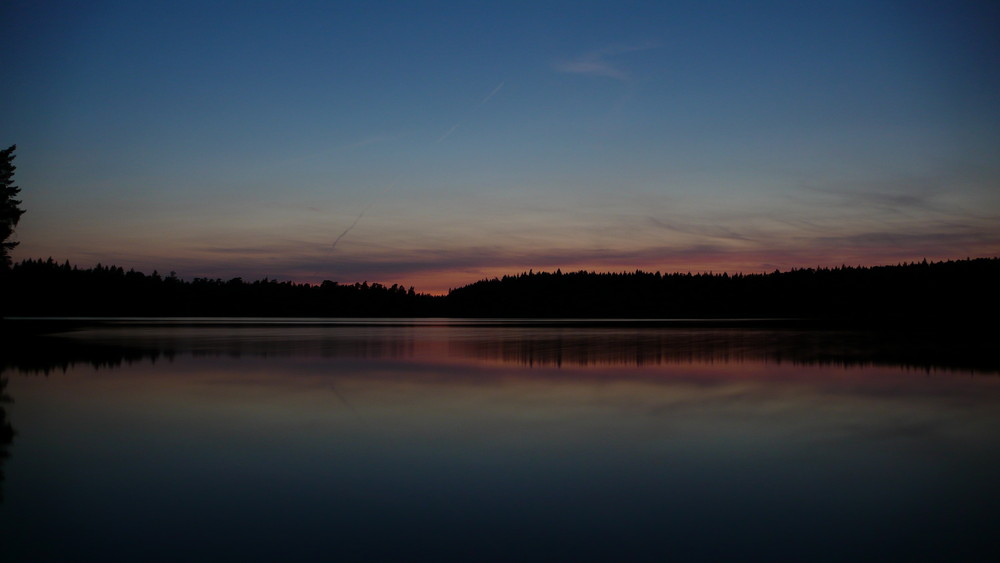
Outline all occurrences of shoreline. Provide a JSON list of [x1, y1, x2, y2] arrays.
[[0, 315, 982, 333]]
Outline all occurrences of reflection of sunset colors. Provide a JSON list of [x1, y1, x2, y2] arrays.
[[19, 323, 997, 374], [3, 3, 999, 293], [5, 327, 1000, 560]]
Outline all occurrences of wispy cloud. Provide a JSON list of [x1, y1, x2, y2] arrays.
[[554, 43, 658, 81], [645, 216, 756, 242], [346, 133, 404, 150], [45, 182, 999, 293], [84, 215, 1000, 293], [268, 132, 405, 170]]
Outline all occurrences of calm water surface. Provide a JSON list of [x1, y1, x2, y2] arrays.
[[2, 321, 999, 561]]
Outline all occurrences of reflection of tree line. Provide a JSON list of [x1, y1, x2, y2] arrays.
[[6, 257, 999, 320], [458, 330, 1000, 372], [0, 327, 992, 502], [0, 332, 172, 375], [183, 335, 416, 361], [0, 332, 420, 375], [2, 328, 997, 375], [1, 376, 14, 503]]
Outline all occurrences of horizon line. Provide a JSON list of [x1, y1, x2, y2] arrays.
[[10, 255, 996, 296]]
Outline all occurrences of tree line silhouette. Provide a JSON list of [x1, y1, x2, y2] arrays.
[[448, 258, 1000, 321], [4, 259, 436, 317], [3, 256, 998, 322]]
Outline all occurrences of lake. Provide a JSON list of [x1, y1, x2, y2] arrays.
[[2, 320, 999, 561]]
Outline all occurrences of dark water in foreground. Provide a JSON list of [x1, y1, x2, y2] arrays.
[[2, 321, 999, 561]]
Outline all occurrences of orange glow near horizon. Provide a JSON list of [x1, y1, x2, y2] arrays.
[[279, 250, 1000, 296]]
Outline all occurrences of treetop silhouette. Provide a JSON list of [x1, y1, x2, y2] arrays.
[[0, 145, 25, 270], [5, 256, 998, 323]]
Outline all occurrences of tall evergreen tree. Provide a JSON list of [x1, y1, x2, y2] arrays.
[[0, 145, 25, 269]]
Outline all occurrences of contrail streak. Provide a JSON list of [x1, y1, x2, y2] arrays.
[[436, 122, 462, 144], [436, 80, 505, 143], [330, 177, 402, 250], [478, 80, 505, 107], [331, 201, 374, 250]]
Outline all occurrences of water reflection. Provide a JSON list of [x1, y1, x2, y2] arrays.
[[0, 376, 13, 503], [450, 327, 998, 371], [2, 323, 999, 561], [3, 324, 997, 374]]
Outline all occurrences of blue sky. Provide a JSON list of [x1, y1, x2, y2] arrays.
[[3, 0, 998, 292]]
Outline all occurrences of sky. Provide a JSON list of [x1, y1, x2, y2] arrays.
[[2, 0, 998, 293]]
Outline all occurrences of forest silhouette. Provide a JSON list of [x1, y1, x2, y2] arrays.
[[3, 256, 998, 323]]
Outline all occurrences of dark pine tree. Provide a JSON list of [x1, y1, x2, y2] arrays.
[[0, 145, 25, 270]]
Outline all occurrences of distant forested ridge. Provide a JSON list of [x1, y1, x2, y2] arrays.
[[447, 259, 1000, 321], [3, 260, 436, 317], [3, 257, 998, 322]]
